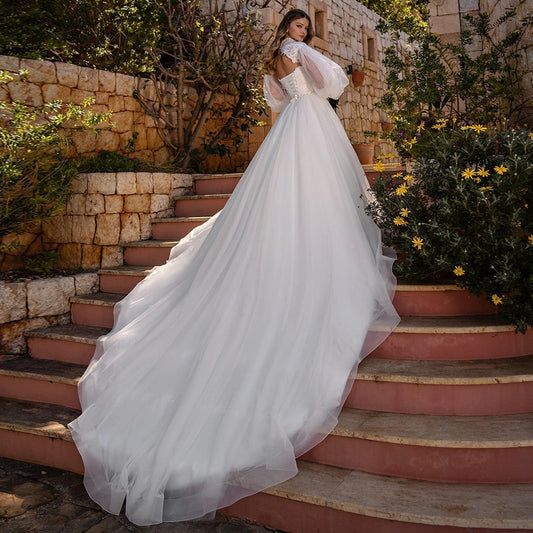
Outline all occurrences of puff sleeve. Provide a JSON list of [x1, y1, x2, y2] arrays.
[[280, 40, 349, 100], [263, 74, 289, 113]]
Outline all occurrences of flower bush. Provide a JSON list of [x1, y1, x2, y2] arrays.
[[367, 125, 533, 331]]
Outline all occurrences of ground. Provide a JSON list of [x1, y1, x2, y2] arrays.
[[0, 458, 280, 533]]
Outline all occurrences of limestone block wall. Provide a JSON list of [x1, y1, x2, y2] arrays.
[[0, 272, 98, 354], [0, 55, 172, 165], [0, 172, 193, 271]]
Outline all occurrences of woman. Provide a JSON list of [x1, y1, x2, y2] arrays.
[[68, 9, 399, 526]]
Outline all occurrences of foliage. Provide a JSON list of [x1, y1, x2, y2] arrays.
[[362, 0, 429, 38], [367, 126, 533, 332], [0, 70, 111, 241], [134, 0, 271, 171], [377, 10, 533, 156], [24, 250, 59, 275], [0, 0, 161, 74]]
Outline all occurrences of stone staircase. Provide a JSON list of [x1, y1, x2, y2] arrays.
[[0, 170, 532, 532]]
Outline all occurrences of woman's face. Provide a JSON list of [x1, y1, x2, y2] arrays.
[[287, 17, 309, 42]]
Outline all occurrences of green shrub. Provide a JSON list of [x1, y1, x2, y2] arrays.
[[78, 150, 155, 173], [0, 70, 111, 241], [24, 250, 59, 275], [367, 126, 533, 332], [0, 0, 161, 74], [377, 10, 533, 157]]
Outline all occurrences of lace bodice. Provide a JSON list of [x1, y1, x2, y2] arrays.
[[279, 67, 314, 102]]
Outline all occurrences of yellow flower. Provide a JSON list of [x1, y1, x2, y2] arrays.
[[392, 172, 403, 178], [491, 294, 503, 305], [432, 123, 445, 130], [471, 124, 487, 133], [412, 236, 424, 250], [494, 165, 508, 175], [461, 168, 476, 179], [373, 161, 386, 172], [529, 132, 533, 140], [460, 126, 470, 131], [403, 174, 414, 183], [480, 186, 493, 191], [453, 266, 465, 276], [396, 183, 408, 196], [394, 217, 407, 226], [477, 167, 489, 178], [528, 235, 533, 245], [400, 208, 410, 217], [416, 122, 425, 132], [474, 177, 481, 183]]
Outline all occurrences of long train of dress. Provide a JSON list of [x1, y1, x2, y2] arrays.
[[68, 40, 400, 526]]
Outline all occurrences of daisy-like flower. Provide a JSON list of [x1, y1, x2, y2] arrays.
[[453, 266, 465, 276], [471, 124, 487, 133], [528, 235, 533, 245], [477, 167, 489, 178], [396, 183, 408, 196], [394, 217, 407, 226], [474, 177, 481, 183], [416, 122, 425, 132], [529, 132, 533, 140], [432, 123, 445, 130], [373, 161, 386, 172], [494, 164, 508, 175], [392, 172, 403, 178], [460, 126, 470, 131], [400, 208, 410, 217], [403, 174, 414, 183], [480, 186, 493, 191], [491, 294, 503, 305], [461, 168, 476, 179], [412, 236, 424, 250]]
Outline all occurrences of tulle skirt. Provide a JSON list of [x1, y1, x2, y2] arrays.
[[68, 92, 400, 526]]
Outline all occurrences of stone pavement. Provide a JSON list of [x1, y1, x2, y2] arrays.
[[0, 458, 282, 533]]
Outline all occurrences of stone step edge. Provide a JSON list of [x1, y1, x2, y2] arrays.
[[122, 240, 179, 248], [1, 388, 531, 449], [262, 461, 533, 530], [177, 193, 231, 200], [193, 173, 243, 180], [24, 324, 533, 385], [151, 216, 211, 224]]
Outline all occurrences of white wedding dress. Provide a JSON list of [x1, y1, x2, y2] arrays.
[[68, 38, 400, 526]]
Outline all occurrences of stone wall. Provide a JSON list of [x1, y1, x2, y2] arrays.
[[0, 55, 171, 165], [0, 172, 193, 271], [0, 272, 98, 354]]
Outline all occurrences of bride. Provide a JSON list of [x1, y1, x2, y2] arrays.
[[68, 8, 400, 526]]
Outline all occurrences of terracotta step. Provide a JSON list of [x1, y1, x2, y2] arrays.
[[123, 239, 178, 266], [351, 355, 533, 415], [301, 408, 533, 483], [0, 398, 82, 474], [5, 400, 532, 532], [194, 173, 243, 195], [174, 194, 230, 217], [373, 315, 533, 360], [1, 391, 530, 488], [26, 324, 107, 365], [0, 358, 83, 409], [98, 265, 155, 294], [151, 216, 210, 240], [394, 284, 495, 316], [222, 460, 533, 532], [70, 292, 122, 328]]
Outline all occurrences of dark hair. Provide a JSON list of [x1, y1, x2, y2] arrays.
[[264, 9, 315, 74]]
